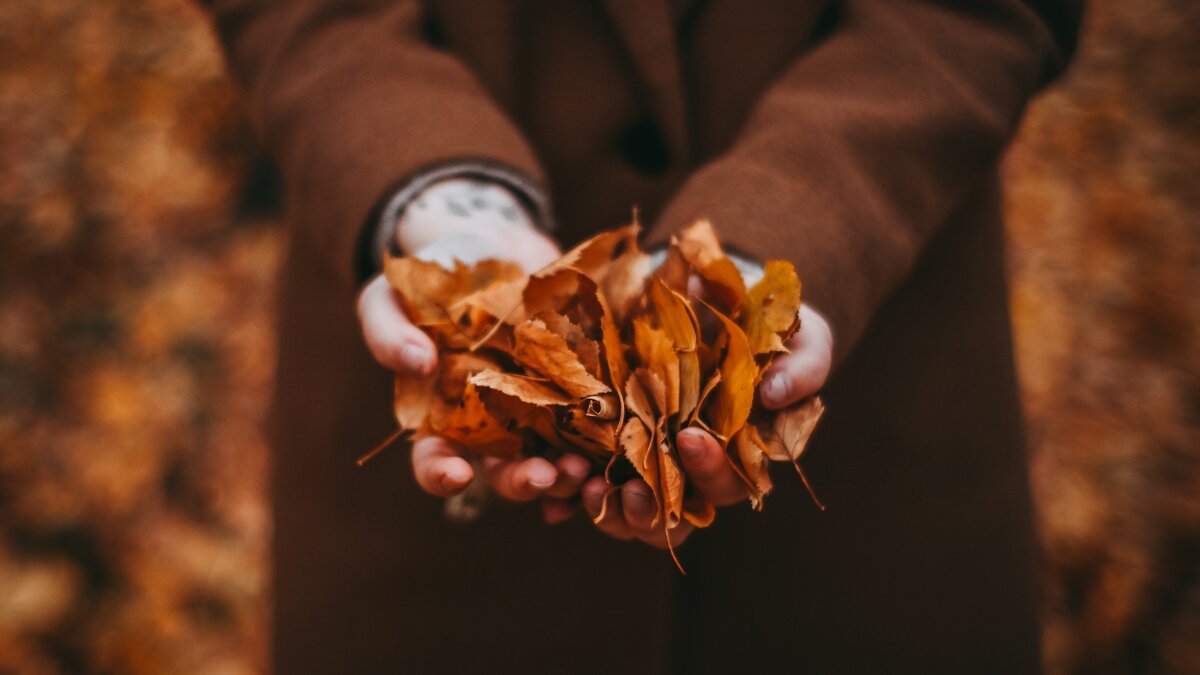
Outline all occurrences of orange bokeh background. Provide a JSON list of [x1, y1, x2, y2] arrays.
[[0, 1, 1196, 673]]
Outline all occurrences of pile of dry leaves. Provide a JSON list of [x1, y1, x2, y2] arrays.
[[367, 221, 824, 563]]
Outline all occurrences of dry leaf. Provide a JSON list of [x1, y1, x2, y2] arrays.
[[741, 260, 802, 356], [429, 383, 523, 457], [371, 220, 825, 567], [438, 352, 502, 399], [468, 370, 572, 406], [513, 319, 611, 399], [632, 319, 680, 418], [732, 424, 774, 510], [701, 301, 758, 443], [763, 396, 826, 465], [393, 371, 438, 431], [648, 278, 701, 424]]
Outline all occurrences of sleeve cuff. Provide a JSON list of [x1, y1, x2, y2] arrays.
[[364, 159, 555, 281]]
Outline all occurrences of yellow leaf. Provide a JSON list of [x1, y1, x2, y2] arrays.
[[740, 260, 802, 356]]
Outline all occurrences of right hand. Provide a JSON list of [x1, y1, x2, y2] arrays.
[[357, 178, 589, 521]]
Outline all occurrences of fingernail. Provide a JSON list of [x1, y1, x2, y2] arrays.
[[442, 464, 471, 486], [625, 486, 654, 516], [528, 467, 556, 490], [677, 430, 705, 462], [561, 455, 589, 479], [763, 371, 790, 405], [400, 342, 431, 373], [583, 479, 608, 499], [624, 482, 651, 501]]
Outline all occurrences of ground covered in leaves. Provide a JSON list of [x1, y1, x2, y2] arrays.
[[0, 0, 1196, 673]]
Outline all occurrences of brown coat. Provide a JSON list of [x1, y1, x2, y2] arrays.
[[208, 0, 1081, 672]]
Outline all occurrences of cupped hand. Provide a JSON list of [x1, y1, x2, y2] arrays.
[[582, 304, 833, 549], [357, 178, 591, 507]]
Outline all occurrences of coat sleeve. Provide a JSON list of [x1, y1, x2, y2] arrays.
[[649, 0, 1083, 365], [204, 0, 547, 288]]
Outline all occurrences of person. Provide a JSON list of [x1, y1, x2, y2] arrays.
[[206, 1, 1082, 672]]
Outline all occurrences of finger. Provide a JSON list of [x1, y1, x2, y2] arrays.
[[410, 436, 474, 497], [677, 427, 748, 506], [357, 275, 437, 375], [620, 480, 660, 532], [483, 456, 557, 502], [545, 453, 590, 499], [635, 521, 694, 550], [541, 498, 578, 525], [759, 305, 833, 409], [581, 478, 633, 540]]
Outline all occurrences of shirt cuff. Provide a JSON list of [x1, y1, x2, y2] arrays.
[[368, 159, 555, 275]]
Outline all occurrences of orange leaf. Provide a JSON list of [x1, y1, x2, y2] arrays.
[[732, 424, 774, 510], [699, 301, 758, 443], [512, 319, 611, 399], [632, 318, 680, 418], [647, 277, 701, 423], [429, 383, 523, 457], [468, 370, 573, 406], [393, 371, 437, 432]]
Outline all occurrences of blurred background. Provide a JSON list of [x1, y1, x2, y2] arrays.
[[0, 1, 1195, 673]]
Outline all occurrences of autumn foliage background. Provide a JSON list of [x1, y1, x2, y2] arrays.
[[0, 1, 1196, 673]]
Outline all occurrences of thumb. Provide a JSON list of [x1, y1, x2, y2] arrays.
[[759, 304, 833, 409], [357, 274, 437, 375]]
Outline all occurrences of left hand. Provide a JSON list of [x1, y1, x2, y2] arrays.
[[581, 304, 833, 548]]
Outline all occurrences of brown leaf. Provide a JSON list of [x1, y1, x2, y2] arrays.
[[474, 381, 570, 450], [393, 371, 437, 432], [468, 370, 572, 406], [700, 301, 758, 443], [655, 243, 691, 294], [513, 319, 611, 399], [538, 223, 639, 279], [521, 268, 588, 322], [534, 311, 602, 379], [386, 256, 523, 326], [648, 277, 701, 423], [600, 244, 652, 323], [438, 352, 501, 399], [697, 257, 747, 317], [683, 499, 716, 528], [619, 402, 683, 531], [657, 438, 684, 529], [740, 260, 802, 356], [762, 396, 825, 465], [429, 383, 523, 457], [624, 370, 658, 431], [635, 367, 669, 421], [582, 394, 619, 420], [453, 276, 526, 323], [762, 396, 827, 510], [619, 416, 656, 496], [732, 424, 774, 510], [632, 318, 680, 418], [690, 371, 722, 427], [558, 405, 618, 456], [597, 293, 628, 419]]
